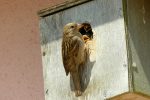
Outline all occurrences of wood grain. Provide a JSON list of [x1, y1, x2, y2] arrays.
[[39, 0, 128, 99], [38, 0, 93, 17], [108, 92, 150, 100]]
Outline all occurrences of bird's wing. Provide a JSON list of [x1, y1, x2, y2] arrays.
[[62, 36, 81, 75]]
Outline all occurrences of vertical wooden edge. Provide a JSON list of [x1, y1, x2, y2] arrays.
[[122, 0, 134, 92], [37, 0, 93, 17]]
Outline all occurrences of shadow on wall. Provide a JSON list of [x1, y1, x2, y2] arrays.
[[40, 0, 123, 45], [70, 51, 96, 92]]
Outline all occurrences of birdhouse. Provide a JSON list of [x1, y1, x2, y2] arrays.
[[38, 0, 150, 99]]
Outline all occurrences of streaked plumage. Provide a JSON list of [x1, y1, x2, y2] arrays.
[[62, 23, 87, 96]]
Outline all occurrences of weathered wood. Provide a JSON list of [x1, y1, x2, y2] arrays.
[[122, 0, 134, 92], [38, 0, 93, 17], [108, 92, 150, 100], [39, 0, 128, 99], [127, 0, 150, 96]]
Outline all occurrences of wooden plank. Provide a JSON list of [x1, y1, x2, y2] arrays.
[[122, 0, 134, 92], [108, 92, 150, 100], [38, 0, 93, 17], [127, 0, 150, 96], [39, 0, 128, 99]]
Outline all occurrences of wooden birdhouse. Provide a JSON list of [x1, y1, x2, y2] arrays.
[[38, 0, 150, 99]]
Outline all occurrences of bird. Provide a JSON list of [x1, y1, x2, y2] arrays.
[[62, 22, 88, 96]]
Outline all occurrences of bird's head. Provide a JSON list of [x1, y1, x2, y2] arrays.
[[63, 23, 82, 36]]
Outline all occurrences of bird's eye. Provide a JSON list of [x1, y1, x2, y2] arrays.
[[70, 26, 74, 28]]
